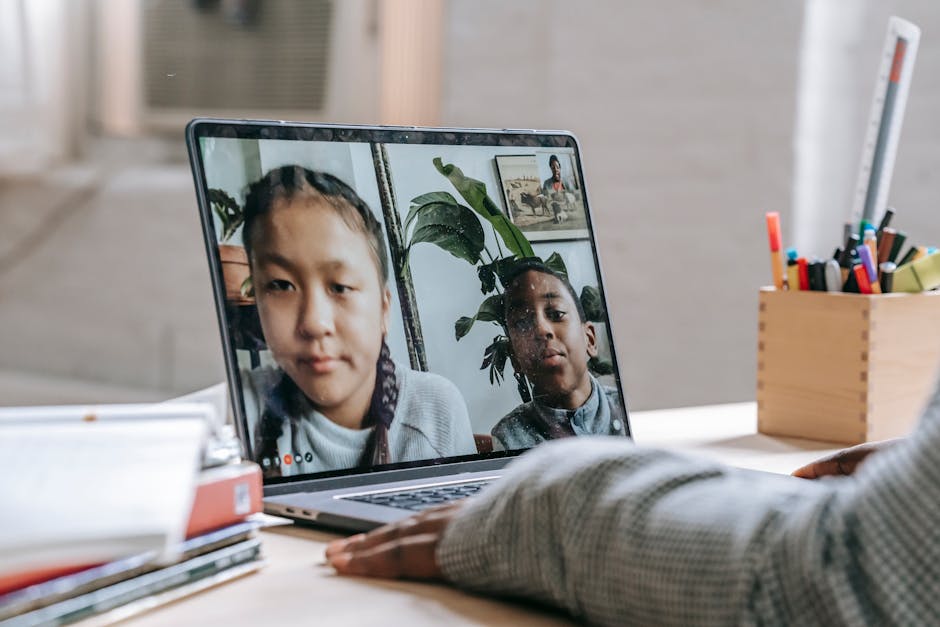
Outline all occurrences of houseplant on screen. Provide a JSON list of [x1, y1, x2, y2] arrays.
[[402, 158, 612, 402]]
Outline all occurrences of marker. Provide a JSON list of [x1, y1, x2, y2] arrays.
[[913, 246, 929, 261], [765, 212, 784, 290], [897, 245, 918, 266], [808, 260, 825, 291], [843, 267, 860, 293], [879, 261, 896, 293], [797, 257, 809, 290], [878, 227, 897, 265], [856, 245, 882, 293], [863, 228, 878, 269], [877, 207, 895, 240], [839, 234, 860, 282], [888, 230, 907, 263], [786, 248, 799, 291], [825, 259, 842, 292], [854, 264, 873, 294]]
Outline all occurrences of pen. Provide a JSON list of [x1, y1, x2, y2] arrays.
[[857, 245, 882, 293], [765, 212, 784, 290], [859, 219, 874, 241]]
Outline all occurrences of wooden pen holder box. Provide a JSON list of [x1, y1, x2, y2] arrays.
[[757, 287, 940, 444]]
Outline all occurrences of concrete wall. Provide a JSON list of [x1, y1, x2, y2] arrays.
[[440, 0, 804, 409]]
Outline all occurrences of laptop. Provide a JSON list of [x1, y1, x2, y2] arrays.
[[186, 119, 630, 531]]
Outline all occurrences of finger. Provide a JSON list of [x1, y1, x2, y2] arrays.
[[329, 533, 443, 580], [792, 460, 841, 479], [326, 504, 458, 558]]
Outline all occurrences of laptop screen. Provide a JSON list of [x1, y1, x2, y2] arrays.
[[187, 120, 629, 484]]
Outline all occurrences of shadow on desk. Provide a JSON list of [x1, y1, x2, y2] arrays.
[[707, 433, 845, 454], [260, 524, 574, 626]]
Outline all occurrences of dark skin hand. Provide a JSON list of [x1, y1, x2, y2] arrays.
[[791, 439, 903, 479], [325, 502, 463, 580]]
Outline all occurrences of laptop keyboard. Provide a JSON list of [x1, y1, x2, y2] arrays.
[[347, 480, 491, 512]]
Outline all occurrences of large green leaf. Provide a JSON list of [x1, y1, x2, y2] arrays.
[[454, 294, 504, 340], [404, 194, 459, 233], [410, 190, 459, 207], [406, 203, 485, 267], [543, 252, 568, 277], [433, 158, 535, 258], [580, 285, 605, 322], [480, 335, 511, 385]]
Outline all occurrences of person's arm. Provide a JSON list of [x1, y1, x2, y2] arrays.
[[330, 380, 940, 624]]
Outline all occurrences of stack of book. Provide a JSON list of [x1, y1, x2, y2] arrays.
[[0, 401, 263, 626]]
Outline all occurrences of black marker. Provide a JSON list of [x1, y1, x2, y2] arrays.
[[888, 230, 907, 264], [876, 207, 895, 245], [897, 245, 918, 266]]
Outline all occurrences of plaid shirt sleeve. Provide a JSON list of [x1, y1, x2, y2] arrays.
[[437, 379, 940, 626]]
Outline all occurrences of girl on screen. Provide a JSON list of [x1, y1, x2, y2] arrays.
[[239, 165, 476, 477]]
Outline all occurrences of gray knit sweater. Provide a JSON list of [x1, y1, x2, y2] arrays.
[[438, 375, 940, 625], [241, 363, 476, 474]]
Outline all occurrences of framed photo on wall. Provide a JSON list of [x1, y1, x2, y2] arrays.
[[495, 153, 589, 242]]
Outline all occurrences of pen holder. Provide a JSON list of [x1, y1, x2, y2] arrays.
[[757, 287, 940, 444]]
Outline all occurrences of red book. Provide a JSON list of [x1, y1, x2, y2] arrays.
[[185, 461, 263, 538]]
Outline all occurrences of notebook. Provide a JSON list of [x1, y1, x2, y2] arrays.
[[186, 119, 630, 531]]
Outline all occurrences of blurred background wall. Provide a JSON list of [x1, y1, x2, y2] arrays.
[[0, 0, 938, 411]]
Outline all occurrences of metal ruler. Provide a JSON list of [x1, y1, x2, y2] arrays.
[[849, 16, 920, 232]]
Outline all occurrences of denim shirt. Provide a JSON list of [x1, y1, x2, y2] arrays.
[[491, 376, 628, 451]]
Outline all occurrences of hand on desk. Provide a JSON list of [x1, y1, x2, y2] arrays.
[[325, 502, 463, 580], [791, 438, 903, 479]]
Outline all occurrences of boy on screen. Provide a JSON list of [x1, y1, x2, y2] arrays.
[[491, 260, 627, 450]]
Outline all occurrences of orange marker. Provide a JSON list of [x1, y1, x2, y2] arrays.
[[765, 212, 784, 290], [854, 264, 873, 294]]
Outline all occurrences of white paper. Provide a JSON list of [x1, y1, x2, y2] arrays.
[[0, 409, 207, 576]]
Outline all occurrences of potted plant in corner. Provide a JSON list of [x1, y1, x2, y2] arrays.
[[210, 188, 253, 304]]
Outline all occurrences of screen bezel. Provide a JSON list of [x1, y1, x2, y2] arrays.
[[186, 118, 630, 487]]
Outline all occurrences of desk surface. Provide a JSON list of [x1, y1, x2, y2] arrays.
[[120, 402, 843, 626]]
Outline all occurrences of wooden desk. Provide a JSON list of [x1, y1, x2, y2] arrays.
[[123, 402, 843, 626]]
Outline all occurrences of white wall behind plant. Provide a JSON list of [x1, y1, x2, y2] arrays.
[[439, 0, 805, 410]]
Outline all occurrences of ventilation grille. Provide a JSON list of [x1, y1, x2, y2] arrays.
[[142, 0, 333, 112]]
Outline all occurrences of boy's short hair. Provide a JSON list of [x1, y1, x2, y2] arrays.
[[502, 259, 586, 322]]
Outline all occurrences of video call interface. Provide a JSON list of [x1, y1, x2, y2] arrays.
[[192, 124, 629, 482]]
